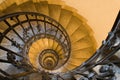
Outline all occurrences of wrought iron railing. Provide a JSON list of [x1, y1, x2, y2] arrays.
[[0, 12, 71, 80]]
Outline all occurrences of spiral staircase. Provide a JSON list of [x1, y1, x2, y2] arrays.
[[0, 0, 120, 80]]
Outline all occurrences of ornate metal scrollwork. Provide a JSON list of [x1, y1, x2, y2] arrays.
[[23, 27, 31, 41], [96, 64, 116, 80], [11, 38, 22, 50]]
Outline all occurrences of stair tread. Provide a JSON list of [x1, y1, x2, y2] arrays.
[[59, 9, 73, 28], [34, 1, 49, 16], [29, 38, 54, 65], [15, 0, 29, 5], [52, 40, 59, 49], [70, 27, 89, 43], [0, 11, 5, 17], [18, 0, 37, 12], [48, 4, 61, 21], [29, 46, 40, 54], [42, 38, 49, 48], [61, 65, 69, 72], [32, 41, 42, 51], [68, 58, 87, 66], [0, 0, 15, 11], [28, 52, 39, 67], [66, 15, 82, 36], [29, 39, 46, 54], [17, 14, 27, 22], [72, 36, 93, 50], [64, 63, 76, 71], [48, 0, 64, 5], [67, 61, 80, 67], [71, 47, 94, 58], [58, 49, 64, 59], [6, 18, 17, 26], [37, 39, 47, 49], [3, 3, 21, 14], [0, 21, 9, 31], [71, 52, 93, 59], [48, 39, 53, 48], [55, 44, 62, 52]]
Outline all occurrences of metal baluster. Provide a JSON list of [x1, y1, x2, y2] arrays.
[[0, 45, 24, 58], [44, 17, 46, 37], [2, 34, 22, 50], [35, 15, 41, 33], [0, 69, 10, 77], [25, 15, 36, 38], [54, 28, 60, 50], [57, 75, 65, 80], [97, 46, 120, 65], [57, 33, 63, 53], [23, 27, 31, 41], [78, 45, 120, 73], [15, 16, 31, 41], [0, 59, 11, 63], [51, 28, 58, 49], [4, 20, 25, 43], [48, 19, 54, 47], [15, 16, 26, 32]]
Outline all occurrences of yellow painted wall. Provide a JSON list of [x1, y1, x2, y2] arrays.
[[62, 0, 120, 48]]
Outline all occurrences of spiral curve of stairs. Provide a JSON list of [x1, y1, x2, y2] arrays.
[[0, 0, 97, 79]]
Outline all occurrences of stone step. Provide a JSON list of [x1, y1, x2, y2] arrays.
[[18, 0, 37, 12], [59, 9, 73, 28], [34, 1, 49, 16], [71, 47, 94, 59], [48, 4, 61, 21]]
